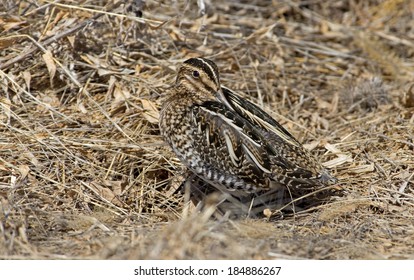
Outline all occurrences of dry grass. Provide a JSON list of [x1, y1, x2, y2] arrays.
[[1, 0, 413, 259]]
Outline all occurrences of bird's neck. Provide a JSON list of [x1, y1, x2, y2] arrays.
[[175, 82, 217, 103]]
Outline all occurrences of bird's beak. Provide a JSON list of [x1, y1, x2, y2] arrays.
[[216, 87, 224, 99], [217, 87, 234, 110]]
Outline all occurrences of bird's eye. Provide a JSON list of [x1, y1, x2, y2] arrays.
[[192, 71, 200, 78]]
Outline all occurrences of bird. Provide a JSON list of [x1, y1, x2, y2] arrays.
[[159, 57, 336, 218]]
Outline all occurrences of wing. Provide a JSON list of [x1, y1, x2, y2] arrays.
[[190, 100, 331, 193], [191, 100, 274, 191], [219, 86, 300, 147], [218, 86, 335, 184]]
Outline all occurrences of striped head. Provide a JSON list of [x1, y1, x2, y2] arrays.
[[176, 58, 221, 99]]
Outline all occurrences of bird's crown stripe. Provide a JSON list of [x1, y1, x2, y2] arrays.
[[186, 58, 219, 86]]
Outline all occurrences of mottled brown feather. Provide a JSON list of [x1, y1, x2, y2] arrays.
[[159, 57, 336, 198]]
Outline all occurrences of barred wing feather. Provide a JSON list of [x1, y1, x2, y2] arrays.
[[191, 100, 326, 190]]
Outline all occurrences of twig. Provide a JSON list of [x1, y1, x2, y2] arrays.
[[0, 1, 122, 70]]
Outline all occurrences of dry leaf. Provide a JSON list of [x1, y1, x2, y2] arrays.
[[347, 163, 376, 174], [263, 208, 272, 218], [77, 101, 88, 113], [102, 180, 125, 197], [18, 165, 30, 179], [315, 96, 332, 109], [91, 181, 124, 207], [90, 182, 116, 204], [0, 18, 26, 32], [0, 37, 18, 49], [140, 99, 160, 124], [0, 97, 11, 123], [81, 54, 110, 71], [246, 23, 276, 42], [67, 35, 75, 48], [322, 154, 353, 168], [113, 87, 131, 104], [22, 71, 31, 91], [303, 140, 320, 151], [402, 83, 414, 108], [42, 50, 56, 86], [324, 143, 343, 154]]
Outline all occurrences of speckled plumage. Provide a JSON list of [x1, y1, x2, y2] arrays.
[[159, 58, 336, 216]]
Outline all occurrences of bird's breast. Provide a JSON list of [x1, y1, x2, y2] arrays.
[[159, 100, 197, 161]]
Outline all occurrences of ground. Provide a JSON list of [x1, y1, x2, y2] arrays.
[[0, 0, 413, 259]]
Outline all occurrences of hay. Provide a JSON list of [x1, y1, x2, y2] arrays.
[[1, 0, 413, 259]]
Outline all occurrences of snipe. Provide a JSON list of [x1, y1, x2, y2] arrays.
[[159, 57, 336, 218]]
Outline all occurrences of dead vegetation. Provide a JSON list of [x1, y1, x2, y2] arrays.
[[0, 0, 413, 259]]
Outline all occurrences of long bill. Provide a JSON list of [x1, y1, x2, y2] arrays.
[[216, 87, 234, 111]]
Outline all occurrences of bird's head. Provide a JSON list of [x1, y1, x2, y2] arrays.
[[176, 57, 222, 99]]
